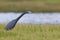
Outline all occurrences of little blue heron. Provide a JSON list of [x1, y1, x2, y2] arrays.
[[5, 11, 31, 30]]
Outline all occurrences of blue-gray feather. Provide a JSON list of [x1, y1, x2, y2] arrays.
[[5, 11, 29, 30]]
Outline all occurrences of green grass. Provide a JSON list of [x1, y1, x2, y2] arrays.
[[0, 0, 60, 12], [0, 1, 60, 12], [0, 24, 60, 40], [0, 0, 60, 2]]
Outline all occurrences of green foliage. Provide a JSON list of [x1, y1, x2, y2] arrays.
[[0, 0, 60, 2], [0, 0, 60, 12], [0, 24, 60, 40]]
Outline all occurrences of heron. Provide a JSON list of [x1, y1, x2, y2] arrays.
[[5, 11, 31, 30]]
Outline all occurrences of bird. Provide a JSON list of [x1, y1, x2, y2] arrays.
[[5, 11, 31, 30]]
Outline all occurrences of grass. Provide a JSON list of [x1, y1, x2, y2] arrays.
[[0, 0, 60, 12], [0, 0, 60, 2], [0, 1, 60, 12], [0, 24, 60, 40]]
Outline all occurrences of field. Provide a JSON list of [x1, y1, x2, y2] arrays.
[[0, 0, 60, 12], [0, 24, 60, 40]]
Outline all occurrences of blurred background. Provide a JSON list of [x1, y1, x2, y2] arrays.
[[0, 0, 60, 40], [0, 0, 60, 12], [0, 0, 60, 24]]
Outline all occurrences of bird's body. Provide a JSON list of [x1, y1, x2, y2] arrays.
[[5, 19, 18, 30], [5, 11, 30, 30]]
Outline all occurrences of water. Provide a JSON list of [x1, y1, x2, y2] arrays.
[[0, 12, 60, 24]]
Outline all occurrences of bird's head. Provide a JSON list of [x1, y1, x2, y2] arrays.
[[24, 11, 32, 14]]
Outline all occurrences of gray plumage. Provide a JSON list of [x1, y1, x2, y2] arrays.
[[5, 11, 29, 30]]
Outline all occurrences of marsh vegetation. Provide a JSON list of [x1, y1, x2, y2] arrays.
[[0, 24, 60, 40], [0, 0, 60, 12]]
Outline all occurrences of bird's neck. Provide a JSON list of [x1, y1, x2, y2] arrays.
[[16, 13, 26, 21]]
